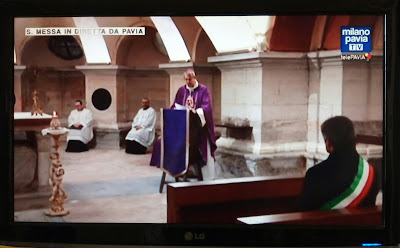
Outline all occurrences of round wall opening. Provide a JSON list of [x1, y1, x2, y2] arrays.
[[92, 88, 112, 111]]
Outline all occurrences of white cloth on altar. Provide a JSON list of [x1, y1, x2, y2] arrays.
[[125, 107, 157, 147], [67, 108, 93, 144]]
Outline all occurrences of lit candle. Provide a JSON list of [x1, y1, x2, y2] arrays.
[[53, 111, 56, 117]]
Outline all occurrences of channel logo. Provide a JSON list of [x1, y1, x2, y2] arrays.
[[341, 53, 372, 61], [341, 27, 372, 53]]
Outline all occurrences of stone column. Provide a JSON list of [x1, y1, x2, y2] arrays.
[[159, 62, 193, 106], [208, 52, 309, 178], [35, 132, 52, 191], [317, 51, 345, 153], [306, 52, 322, 155], [76, 65, 128, 149], [342, 51, 383, 136], [308, 50, 383, 160], [209, 52, 309, 154], [14, 65, 26, 112], [342, 51, 383, 159]]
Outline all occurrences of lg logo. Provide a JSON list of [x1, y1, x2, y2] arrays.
[[184, 232, 205, 241]]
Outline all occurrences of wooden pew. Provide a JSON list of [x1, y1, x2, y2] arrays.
[[237, 205, 382, 225], [167, 176, 304, 223]]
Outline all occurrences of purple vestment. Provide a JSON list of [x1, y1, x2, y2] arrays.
[[150, 83, 217, 167]]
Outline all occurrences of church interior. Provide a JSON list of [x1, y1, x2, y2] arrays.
[[13, 15, 383, 224]]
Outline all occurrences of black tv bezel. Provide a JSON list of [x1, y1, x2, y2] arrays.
[[1, 0, 399, 246]]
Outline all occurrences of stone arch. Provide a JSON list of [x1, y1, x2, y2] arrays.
[[192, 28, 203, 60], [321, 15, 380, 51], [269, 16, 317, 52], [114, 25, 170, 128], [113, 20, 157, 63], [115, 25, 169, 67], [15, 17, 78, 65], [171, 16, 203, 62], [193, 28, 217, 63], [20, 35, 86, 67]]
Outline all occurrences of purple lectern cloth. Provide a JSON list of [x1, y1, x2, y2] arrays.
[[150, 82, 217, 168], [150, 109, 189, 177]]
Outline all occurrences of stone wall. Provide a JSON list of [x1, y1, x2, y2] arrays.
[[21, 70, 85, 125], [14, 132, 37, 194], [211, 50, 383, 178], [15, 49, 383, 179], [123, 70, 169, 129]]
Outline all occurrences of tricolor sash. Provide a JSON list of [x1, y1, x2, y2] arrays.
[[160, 109, 190, 177], [321, 156, 374, 210]]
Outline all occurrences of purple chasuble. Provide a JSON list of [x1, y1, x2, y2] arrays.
[[172, 83, 217, 163], [150, 83, 217, 167]]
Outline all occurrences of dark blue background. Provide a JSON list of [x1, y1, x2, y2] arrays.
[[341, 26, 372, 53]]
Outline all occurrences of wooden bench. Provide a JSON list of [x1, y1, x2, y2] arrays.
[[167, 176, 304, 223], [237, 205, 382, 225]]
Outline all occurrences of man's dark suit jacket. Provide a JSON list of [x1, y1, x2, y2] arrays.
[[296, 150, 379, 211]]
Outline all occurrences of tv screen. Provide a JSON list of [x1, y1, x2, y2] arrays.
[[1, 0, 399, 246]]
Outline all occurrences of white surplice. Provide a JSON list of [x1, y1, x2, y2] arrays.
[[125, 107, 157, 147], [67, 108, 94, 144]]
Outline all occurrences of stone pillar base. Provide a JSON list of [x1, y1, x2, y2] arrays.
[[14, 186, 51, 211], [93, 128, 122, 149], [215, 149, 307, 179], [214, 143, 382, 179]]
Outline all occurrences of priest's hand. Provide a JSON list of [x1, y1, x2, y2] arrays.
[[186, 96, 194, 108], [73, 123, 83, 129], [135, 126, 142, 130]]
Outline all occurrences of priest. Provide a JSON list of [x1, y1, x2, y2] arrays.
[[125, 98, 157, 154], [65, 100, 94, 152], [150, 69, 217, 180]]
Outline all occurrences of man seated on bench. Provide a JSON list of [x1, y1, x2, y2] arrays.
[[296, 116, 379, 211]]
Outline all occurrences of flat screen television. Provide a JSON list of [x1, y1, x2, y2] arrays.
[[0, 0, 399, 246]]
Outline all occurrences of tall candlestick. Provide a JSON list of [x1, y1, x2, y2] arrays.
[[50, 111, 61, 130]]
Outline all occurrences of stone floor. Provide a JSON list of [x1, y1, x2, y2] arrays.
[[14, 142, 384, 223], [14, 142, 177, 223]]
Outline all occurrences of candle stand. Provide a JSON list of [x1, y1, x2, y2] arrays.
[[41, 115, 69, 216]]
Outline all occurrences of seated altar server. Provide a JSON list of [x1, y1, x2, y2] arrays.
[[65, 100, 93, 152], [150, 69, 217, 180], [125, 98, 157, 154], [296, 116, 379, 211]]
